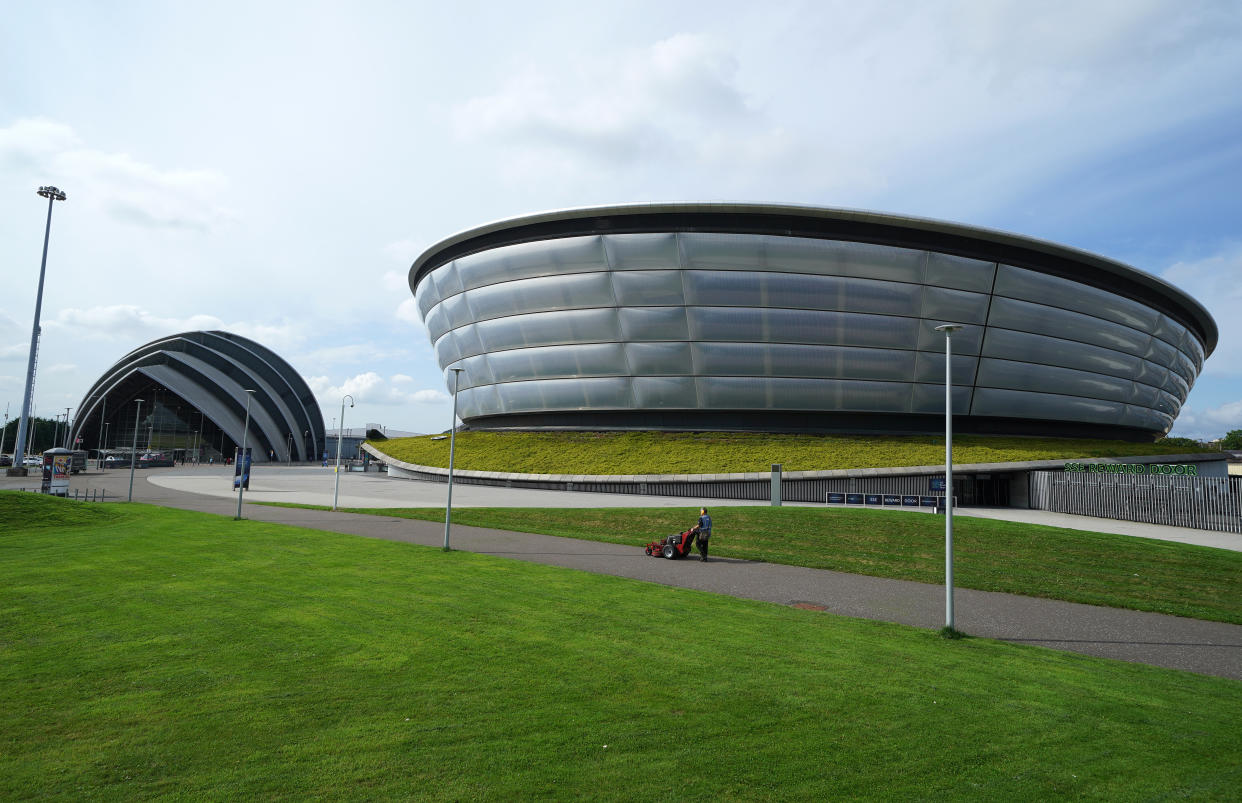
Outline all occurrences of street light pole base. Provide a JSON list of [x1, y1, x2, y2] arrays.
[[5, 467, 29, 477]]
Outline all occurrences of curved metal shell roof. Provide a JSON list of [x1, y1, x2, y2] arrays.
[[409, 202, 1216, 355], [69, 330, 325, 462]]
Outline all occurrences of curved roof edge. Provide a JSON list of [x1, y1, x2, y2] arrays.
[[69, 329, 325, 462], [408, 202, 1217, 356]]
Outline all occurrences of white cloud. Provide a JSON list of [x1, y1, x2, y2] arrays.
[[46, 305, 305, 349], [383, 239, 423, 264], [0, 118, 234, 232], [297, 342, 413, 369], [395, 297, 424, 326], [1162, 245, 1242, 376], [446, 5, 1242, 204], [0, 309, 22, 336], [52, 305, 224, 339], [0, 343, 28, 361], [308, 371, 449, 407], [1169, 399, 1242, 439], [382, 269, 408, 293], [391, 374, 413, 384], [3, 2, 1241, 440], [449, 33, 869, 195]]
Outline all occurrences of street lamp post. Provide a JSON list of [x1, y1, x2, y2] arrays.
[[128, 399, 144, 502], [96, 396, 107, 467], [191, 410, 202, 464], [934, 324, 965, 632], [443, 367, 464, 551], [235, 390, 256, 520], [63, 407, 72, 449], [12, 186, 66, 476], [332, 395, 354, 511], [287, 432, 293, 464], [102, 422, 110, 468]]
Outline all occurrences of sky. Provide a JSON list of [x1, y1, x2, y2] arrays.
[[2, 0, 1241, 440]]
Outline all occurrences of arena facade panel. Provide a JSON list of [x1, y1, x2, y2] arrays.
[[69, 330, 325, 463], [409, 203, 1216, 440]]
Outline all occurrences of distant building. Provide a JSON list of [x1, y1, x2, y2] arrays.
[[324, 424, 420, 463], [410, 203, 1216, 441]]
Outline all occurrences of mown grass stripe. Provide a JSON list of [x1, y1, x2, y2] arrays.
[[3, 492, 1240, 799]]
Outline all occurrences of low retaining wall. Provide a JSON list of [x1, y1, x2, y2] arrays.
[[363, 444, 1228, 508]]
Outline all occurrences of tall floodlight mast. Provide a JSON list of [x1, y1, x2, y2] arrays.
[[12, 186, 66, 474]]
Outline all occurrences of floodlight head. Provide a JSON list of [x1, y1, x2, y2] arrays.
[[934, 324, 965, 334], [37, 186, 67, 201]]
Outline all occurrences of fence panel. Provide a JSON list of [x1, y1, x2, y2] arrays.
[[1029, 471, 1242, 533]]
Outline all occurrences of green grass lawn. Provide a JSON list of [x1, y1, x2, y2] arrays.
[[2, 492, 1240, 800], [271, 504, 1242, 626], [369, 430, 1213, 475]]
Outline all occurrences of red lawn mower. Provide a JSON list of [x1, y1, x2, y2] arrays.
[[644, 526, 700, 559]]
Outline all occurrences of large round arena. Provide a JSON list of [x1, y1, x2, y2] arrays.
[[409, 203, 1217, 440]]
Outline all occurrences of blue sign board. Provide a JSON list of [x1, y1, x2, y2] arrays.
[[920, 496, 938, 507], [232, 447, 252, 490], [864, 494, 882, 505], [826, 492, 845, 504], [846, 493, 864, 505], [883, 494, 901, 506], [929, 478, 945, 491], [902, 495, 919, 506]]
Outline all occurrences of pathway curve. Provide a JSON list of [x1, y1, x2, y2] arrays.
[[7, 466, 1241, 681]]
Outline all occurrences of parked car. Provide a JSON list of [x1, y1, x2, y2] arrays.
[[24, 455, 41, 467], [0, 454, 11, 467], [103, 454, 130, 468], [138, 451, 176, 468]]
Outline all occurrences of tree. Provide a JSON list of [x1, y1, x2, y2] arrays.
[[1, 416, 58, 455], [1222, 429, 1242, 450]]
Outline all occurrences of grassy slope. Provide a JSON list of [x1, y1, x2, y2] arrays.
[[291, 505, 1242, 625], [370, 431, 1211, 475], [2, 493, 1240, 799]]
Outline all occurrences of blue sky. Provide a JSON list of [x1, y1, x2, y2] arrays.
[[2, 0, 1240, 438]]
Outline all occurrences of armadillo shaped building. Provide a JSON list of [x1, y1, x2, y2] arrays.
[[69, 330, 325, 463]]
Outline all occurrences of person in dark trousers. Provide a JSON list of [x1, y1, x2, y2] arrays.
[[695, 507, 712, 561]]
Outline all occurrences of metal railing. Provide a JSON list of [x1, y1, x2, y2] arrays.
[[1030, 471, 1242, 533]]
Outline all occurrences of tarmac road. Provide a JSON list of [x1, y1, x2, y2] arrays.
[[6, 464, 1241, 681]]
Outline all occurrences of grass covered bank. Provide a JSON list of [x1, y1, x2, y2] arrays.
[[3, 492, 1241, 799], [277, 504, 1242, 626], [369, 431, 1212, 475]]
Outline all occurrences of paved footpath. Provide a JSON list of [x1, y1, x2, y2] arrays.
[[9, 466, 1242, 682]]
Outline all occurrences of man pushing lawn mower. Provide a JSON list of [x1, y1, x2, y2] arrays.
[[644, 507, 713, 562]]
